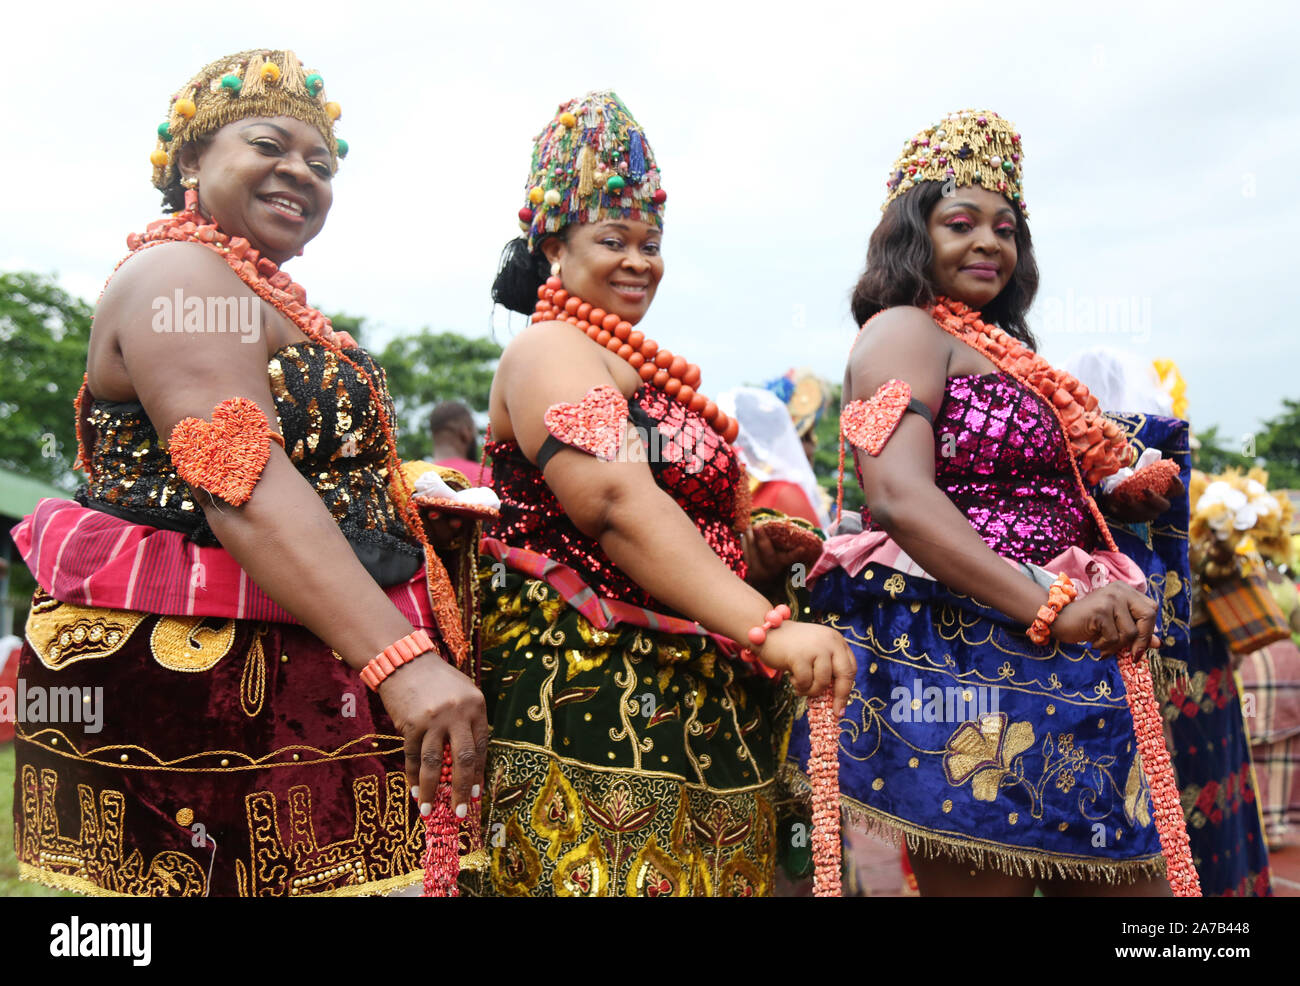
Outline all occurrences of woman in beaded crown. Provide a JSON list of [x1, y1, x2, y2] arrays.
[[473, 90, 855, 897], [9, 49, 488, 897], [784, 109, 1203, 897]]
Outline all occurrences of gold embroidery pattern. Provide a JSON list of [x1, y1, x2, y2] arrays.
[[25, 591, 148, 670], [826, 613, 1129, 708], [938, 718, 1147, 826], [472, 566, 794, 897], [17, 724, 401, 771], [149, 616, 238, 673], [14, 762, 425, 898], [465, 743, 779, 898], [244, 772, 422, 897], [238, 630, 267, 718], [17, 764, 209, 896]]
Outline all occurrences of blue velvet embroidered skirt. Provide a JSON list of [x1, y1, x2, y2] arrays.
[[788, 566, 1166, 880]]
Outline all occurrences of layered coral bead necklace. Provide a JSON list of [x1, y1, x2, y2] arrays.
[[532, 275, 741, 445], [930, 298, 1132, 487]]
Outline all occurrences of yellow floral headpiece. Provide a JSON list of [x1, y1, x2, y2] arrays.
[[149, 49, 345, 192], [883, 109, 1025, 215]]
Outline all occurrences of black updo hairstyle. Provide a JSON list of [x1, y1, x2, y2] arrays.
[[492, 231, 568, 316], [849, 181, 1039, 349]]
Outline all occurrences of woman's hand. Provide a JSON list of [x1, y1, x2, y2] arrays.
[[379, 654, 490, 816], [1101, 476, 1185, 524], [742, 525, 821, 591], [1051, 584, 1158, 657], [755, 622, 856, 716], [419, 509, 467, 554]]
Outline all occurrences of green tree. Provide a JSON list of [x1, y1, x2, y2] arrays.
[[1193, 424, 1253, 476], [1254, 399, 1300, 489], [0, 272, 93, 490], [370, 328, 502, 462], [812, 384, 865, 516]]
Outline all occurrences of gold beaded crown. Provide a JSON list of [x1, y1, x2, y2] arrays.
[[517, 91, 665, 251], [883, 110, 1025, 215], [149, 49, 346, 192]]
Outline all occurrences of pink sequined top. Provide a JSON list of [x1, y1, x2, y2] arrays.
[[858, 371, 1100, 565], [487, 384, 747, 609]]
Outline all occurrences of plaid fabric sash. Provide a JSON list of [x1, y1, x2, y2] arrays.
[[480, 536, 743, 655], [12, 497, 436, 628], [1205, 573, 1292, 655]]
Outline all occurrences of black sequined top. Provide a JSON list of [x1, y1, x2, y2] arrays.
[[78, 342, 422, 584], [487, 384, 747, 610]]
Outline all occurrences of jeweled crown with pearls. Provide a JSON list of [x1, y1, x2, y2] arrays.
[[883, 110, 1025, 214], [517, 91, 665, 251], [149, 49, 346, 193]]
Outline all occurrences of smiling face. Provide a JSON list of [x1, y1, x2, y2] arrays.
[[541, 220, 664, 324], [926, 185, 1019, 309], [178, 116, 333, 265]]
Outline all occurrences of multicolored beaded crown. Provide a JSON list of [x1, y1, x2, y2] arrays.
[[883, 109, 1025, 215], [149, 49, 346, 192], [517, 91, 666, 250]]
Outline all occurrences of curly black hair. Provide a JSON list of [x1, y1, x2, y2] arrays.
[[849, 181, 1039, 349], [490, 231, 568, 316]]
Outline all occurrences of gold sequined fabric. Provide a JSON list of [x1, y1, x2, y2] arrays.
[[79, 342, 420, 574]]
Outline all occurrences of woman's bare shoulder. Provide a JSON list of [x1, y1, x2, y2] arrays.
[[97, 241, 251, 322], [851, 305, 948, 365]]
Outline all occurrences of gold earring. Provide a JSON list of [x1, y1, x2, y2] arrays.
[[550, 261, 561, 277], [180, 176, 199, 190]]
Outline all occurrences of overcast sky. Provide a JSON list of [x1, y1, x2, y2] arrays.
[[3, 0, 1296, 446]]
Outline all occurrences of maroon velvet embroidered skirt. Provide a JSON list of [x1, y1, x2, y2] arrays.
[[12, 590, 424, 897]]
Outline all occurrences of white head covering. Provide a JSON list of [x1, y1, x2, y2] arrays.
[[1061, 347, 1173, 416], [717, 386, 830, 528]]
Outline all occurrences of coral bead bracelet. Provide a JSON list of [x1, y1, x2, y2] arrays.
[[1026, 572, 1078, 645], [359, 629, 435, 690]]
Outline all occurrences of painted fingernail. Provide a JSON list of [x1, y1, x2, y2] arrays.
[[420, 802, 432, 817], [471, 784, 481, 799], [411, 786, 419, 800], [456, 803, 468, 819]]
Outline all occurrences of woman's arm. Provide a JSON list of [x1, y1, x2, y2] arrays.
[[98, 244, 487, 810], [494, 322, 855, 709], [849, 308, 1155, 655]]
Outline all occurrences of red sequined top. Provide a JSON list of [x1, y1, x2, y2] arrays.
[[858, 371, 1101, 565], [487, 384, 747, 609]]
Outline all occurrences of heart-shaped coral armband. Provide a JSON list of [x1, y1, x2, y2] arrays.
[[841, 379, 931, 456], [168, 397, 285, 506], [542, 384, 630, 462]]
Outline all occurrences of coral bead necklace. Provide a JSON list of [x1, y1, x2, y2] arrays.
[[532, 275, 740, 444]]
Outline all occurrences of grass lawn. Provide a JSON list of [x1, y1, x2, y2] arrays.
[[0, 741, 72, 896]]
